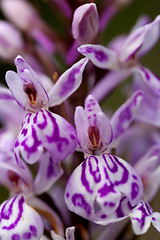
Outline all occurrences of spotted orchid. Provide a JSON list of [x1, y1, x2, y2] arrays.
[[78, 15, 160, 101], [0, 148, 64, 240], [5, 55, 88, 168], [65, 93, 144, 225]]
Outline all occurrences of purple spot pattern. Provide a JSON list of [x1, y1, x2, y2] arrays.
[[65, 152, 143, 223], [14, 109, 76, 165], [84, 47, 108, 62], [0, 195, 40, 240], [59, 62, 84, 97], [72, 194, 91, 215], [112, 91, 143, 140], [130, 201, 153, 230]]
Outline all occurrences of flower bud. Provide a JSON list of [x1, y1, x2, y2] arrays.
[[0, 21, 24, 60], [1, 0, 40, 31], [72, 3, 99, 44]]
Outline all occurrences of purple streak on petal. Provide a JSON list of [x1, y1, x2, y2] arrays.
[[81, 158, 93, 193], [116, 197, 126, 218], [111, 90, 143, 142], [103, 154, 118, 173], [82, 46, 108, 62], [2, 196, 24, 230], [0, 196, 17, 220], [37, 110, 47, 129], [113, 155, 129, 185], [21, 128, 28, 136], [89, 156, 101, 183], [33, 112, 38, 124], [132, 203, 149, 230], [59, 62, 85, 97], [30, 225, 37, 237], [131, 182, 139, 200], [27, 113, 32, 124], [140, 66, 150, 81], [47, 156, 54, 179], [46, 110, 69, 151], [21, 125, 42, 155], [72, 193, 91, 215]]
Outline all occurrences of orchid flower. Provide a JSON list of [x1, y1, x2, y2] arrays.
[[65, 93, 144, 225], [5, 55, 88, 168], [0, 149, 64, 239], [78, 15, 160, 101]]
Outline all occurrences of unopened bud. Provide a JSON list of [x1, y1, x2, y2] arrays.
[[72, 3, 99, 44]]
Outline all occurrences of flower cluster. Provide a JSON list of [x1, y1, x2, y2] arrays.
[[0, 1, 160, 240]]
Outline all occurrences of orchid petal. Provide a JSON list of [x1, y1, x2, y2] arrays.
[[120, 15, 160, 62], [111, 90, 143, 146], [133, 74, 160, 127], [65, 153, 143, 223], [34, 151, 63, 195], [5, 70, 28, 109], [135, 144, 160, 202], [48, 57, 88, 106], [0, 86, 24, 127], [152, 212, 160, 232], [0, 194, 44, 240], [78, 44, 118, 70], [74, 106, 89, 151], [137, 15, 160, 57], [134, 66, 160, 95], [84, 94, 102, 124], [119, 25, 148, 62], [15, 109, 77, 166], [130, 201, 155, 235], [96, 112, 113, 146]]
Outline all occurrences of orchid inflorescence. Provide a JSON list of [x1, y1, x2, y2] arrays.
[[0, 0, 160, 240]]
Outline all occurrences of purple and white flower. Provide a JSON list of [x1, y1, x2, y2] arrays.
[[65, 93, 143, 224], [78, 15, 160, 101], [5, 55, 88, 168], [0, 194, 44, 240]]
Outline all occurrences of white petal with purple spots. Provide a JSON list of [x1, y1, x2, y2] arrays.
[[78, 44, 118, 70], [0, 194, 44, 240], [14, 109, 77, 167], [65, 153, 143, 224]]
